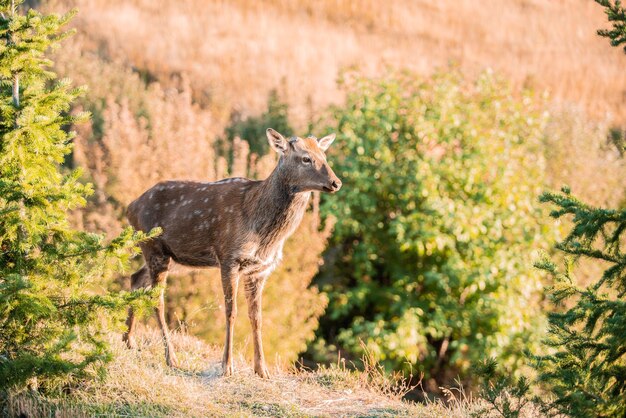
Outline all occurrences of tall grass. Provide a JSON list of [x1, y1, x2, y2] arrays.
[[52, 0, 626, 127], [52, 0, 626, 210]]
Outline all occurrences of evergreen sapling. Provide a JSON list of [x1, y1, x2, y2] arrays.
[[0, 0, 157, 391]]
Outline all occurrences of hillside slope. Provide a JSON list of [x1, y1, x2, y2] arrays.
[[60, 0, 626, 127], [6, 329, 492, 417]]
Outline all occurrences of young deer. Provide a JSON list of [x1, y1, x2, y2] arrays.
[[122, 128, 341, 378]]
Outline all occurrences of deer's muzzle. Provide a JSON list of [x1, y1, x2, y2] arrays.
[[324, 178, 342, 193]]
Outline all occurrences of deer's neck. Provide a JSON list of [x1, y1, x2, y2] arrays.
[[248, 162, 310, 248]]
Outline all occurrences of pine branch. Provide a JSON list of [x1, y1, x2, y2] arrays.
[[595, 0, 626, 52]]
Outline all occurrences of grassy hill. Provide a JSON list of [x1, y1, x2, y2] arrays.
[[5, 329, 505, 417], [59, 0, 626, 128], [5, 2, 618, 416]]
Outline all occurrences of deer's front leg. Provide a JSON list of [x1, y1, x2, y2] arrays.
[[220, 265, 240, 377], [244, 275, 270, 379]]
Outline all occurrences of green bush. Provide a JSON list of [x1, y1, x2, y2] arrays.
[[315, 70, 550, 384]]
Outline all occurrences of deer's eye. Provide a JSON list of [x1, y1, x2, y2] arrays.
[[302, 156, 312, 164]]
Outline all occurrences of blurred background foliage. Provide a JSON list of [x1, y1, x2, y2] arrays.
[[223, 87, 294, 157], [23, 0, 625, 395]]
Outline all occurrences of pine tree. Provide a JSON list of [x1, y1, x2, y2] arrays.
[[534, 188, 626, 417], [595, 0, 626, 52], [530, 6, 626, 416], [0, 0, 155, 390]]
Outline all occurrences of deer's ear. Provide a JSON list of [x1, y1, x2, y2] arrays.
[[317, 133, 336, 152], [266, 128, 288, 154]]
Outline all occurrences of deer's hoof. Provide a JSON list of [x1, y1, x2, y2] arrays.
[[122, 334, 137, 350], [166, 353, 179, 368], [222, 362, 234, 377], [255, 364, 271, 379]]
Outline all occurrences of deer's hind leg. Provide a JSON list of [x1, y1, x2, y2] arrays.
[[220, 264, 240, 377], [123, 264, 150, 349], [146, 247, 178, 368]]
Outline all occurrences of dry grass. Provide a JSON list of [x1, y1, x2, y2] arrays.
[[49, 0, 625, 208], [5, 329, 503, 417], [544, 106, 625, 207], [50, 0, 626, 129]]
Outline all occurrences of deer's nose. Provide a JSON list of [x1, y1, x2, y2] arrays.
[[330, 179, 342, 192]]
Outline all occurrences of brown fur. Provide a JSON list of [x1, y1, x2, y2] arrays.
[[122, 128, 341, 378]]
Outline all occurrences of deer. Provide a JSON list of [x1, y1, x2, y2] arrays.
[[122, 128, 341, 378]]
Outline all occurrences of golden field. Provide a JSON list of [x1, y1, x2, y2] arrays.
[[55, 0, 626, 129]]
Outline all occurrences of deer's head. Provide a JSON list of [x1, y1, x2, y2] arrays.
[[266, 128, 342, 194]]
